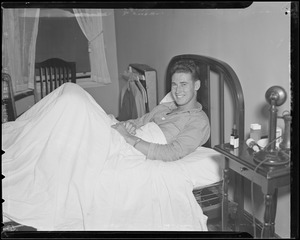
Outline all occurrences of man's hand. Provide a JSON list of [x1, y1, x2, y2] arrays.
[[111, 121, 137, 137], [122, 121, 137, 135], [111, 122, 137, 146], [111, 122, 129, 136], [112, 121, 137, 135], [111, 121, 149, 156]]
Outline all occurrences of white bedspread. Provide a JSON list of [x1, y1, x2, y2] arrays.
[[2, 83, 222, 231]]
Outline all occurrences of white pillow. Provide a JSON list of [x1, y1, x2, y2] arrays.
[[160, 92, 222, 189], [160, 92, 174, 104], [177, 147, 224, 188]]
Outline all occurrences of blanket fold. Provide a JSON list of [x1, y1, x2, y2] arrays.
[[2, 83, 209, 231]]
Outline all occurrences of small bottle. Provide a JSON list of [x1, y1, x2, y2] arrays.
[[234, 127, 239, 149], [230, 124, 237, 148], [246, 138, 260, 152]]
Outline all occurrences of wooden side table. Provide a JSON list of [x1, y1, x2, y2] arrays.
[[214, 142, 290, 238]]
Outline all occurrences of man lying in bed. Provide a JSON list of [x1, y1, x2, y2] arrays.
[[112, 59, 210, 161], [2, 59, 211, 231]]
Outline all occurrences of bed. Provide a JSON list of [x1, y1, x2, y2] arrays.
[[2, 54, 244, 233]]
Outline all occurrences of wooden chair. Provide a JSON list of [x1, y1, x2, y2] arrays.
[[2, 72, 17, 122], [34, 58, 76, 102], [2, 72, 35, 122]]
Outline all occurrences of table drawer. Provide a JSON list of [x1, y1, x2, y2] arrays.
[[228, 159, 261, 182]]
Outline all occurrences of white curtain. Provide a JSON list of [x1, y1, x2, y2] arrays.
[[73, 9, 111, 85], [2, 8, 40, 92]]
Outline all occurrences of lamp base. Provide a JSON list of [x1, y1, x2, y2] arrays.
[[253, 149, 290, 166]]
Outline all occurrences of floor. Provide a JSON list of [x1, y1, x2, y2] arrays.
[[207, 218, 223, 231], [207, 214, 265, 239], [4, 220, 225, 232], [2, 214, 260, 238]]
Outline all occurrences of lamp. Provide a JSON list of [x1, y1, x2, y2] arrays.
[[253, 86, 290, 166]]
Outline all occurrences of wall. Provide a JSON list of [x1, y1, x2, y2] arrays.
[[114, 2, 291, 237], [16, 9, 119, 117]]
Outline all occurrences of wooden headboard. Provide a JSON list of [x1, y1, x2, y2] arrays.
[[166, 54, 245, 148]]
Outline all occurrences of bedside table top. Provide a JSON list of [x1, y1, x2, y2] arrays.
[[214, 142, 290, 179]]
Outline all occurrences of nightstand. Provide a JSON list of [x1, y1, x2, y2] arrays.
[[214, 142, 290, 238]]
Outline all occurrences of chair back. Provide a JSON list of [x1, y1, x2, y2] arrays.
[[2, 72, 17, 122], [35, 58, 76, 101]]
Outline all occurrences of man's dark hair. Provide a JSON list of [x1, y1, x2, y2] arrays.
[[170, 59, 201, 82]]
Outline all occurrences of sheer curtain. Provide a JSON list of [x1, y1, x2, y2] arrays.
[[2, 8, 40, 92], [73, 9, 111, 85]]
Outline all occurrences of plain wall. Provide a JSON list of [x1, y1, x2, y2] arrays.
[[114, 2, 291, 237]]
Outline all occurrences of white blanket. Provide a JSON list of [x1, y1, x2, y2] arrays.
[[2, 83, 222, 231]]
